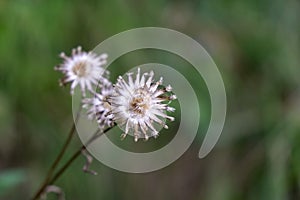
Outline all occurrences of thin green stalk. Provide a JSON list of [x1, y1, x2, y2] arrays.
[[48, 125, 115, 185], [32, 125, 115, 200], [32, 106, 81, 200]]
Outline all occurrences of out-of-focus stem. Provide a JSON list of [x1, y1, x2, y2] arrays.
[[48, 125, 115, 185], [32, 106, 81, 200], [32, 124, 115, 200]]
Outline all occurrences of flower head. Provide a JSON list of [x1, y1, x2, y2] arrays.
[[82, 82, 114, 129], [109, 68, 177, 142], [55, 46, 109, 96]]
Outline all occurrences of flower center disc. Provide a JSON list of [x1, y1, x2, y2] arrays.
[[129, 89, 150, 116], [73, 61, 87, 77]]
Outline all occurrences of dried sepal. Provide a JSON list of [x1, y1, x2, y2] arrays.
[[40, 185, 65, 200], [81, 149, 98, 175]]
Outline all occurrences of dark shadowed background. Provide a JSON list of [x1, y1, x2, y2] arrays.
[[1, 0, 300, 199]]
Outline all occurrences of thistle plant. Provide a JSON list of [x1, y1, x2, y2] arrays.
[[32, 46, 177, 200]]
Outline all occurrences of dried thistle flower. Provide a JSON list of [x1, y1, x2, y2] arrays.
[[82, 82, 114, 129], [109, 68, 177, 142], [55, 46, 109, 96]]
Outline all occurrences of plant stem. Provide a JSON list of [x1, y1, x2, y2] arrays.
[[32, 106, 81, 200], [48, 126, 114, 185], [32, 125, 115, 200]]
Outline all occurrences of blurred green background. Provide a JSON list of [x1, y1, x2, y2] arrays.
[[1, 0, 300, 199]]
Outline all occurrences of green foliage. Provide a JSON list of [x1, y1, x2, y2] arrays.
[[0, 169, 26, 196]]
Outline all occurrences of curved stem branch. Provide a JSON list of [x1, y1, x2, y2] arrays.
[[32, 106, 82, 200], [48, 125, 115, 185], [32, 125, 115, 200]]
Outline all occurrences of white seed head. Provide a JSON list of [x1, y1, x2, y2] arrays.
[[55, 46, 109, 96], [109, 68, 177, 142]]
